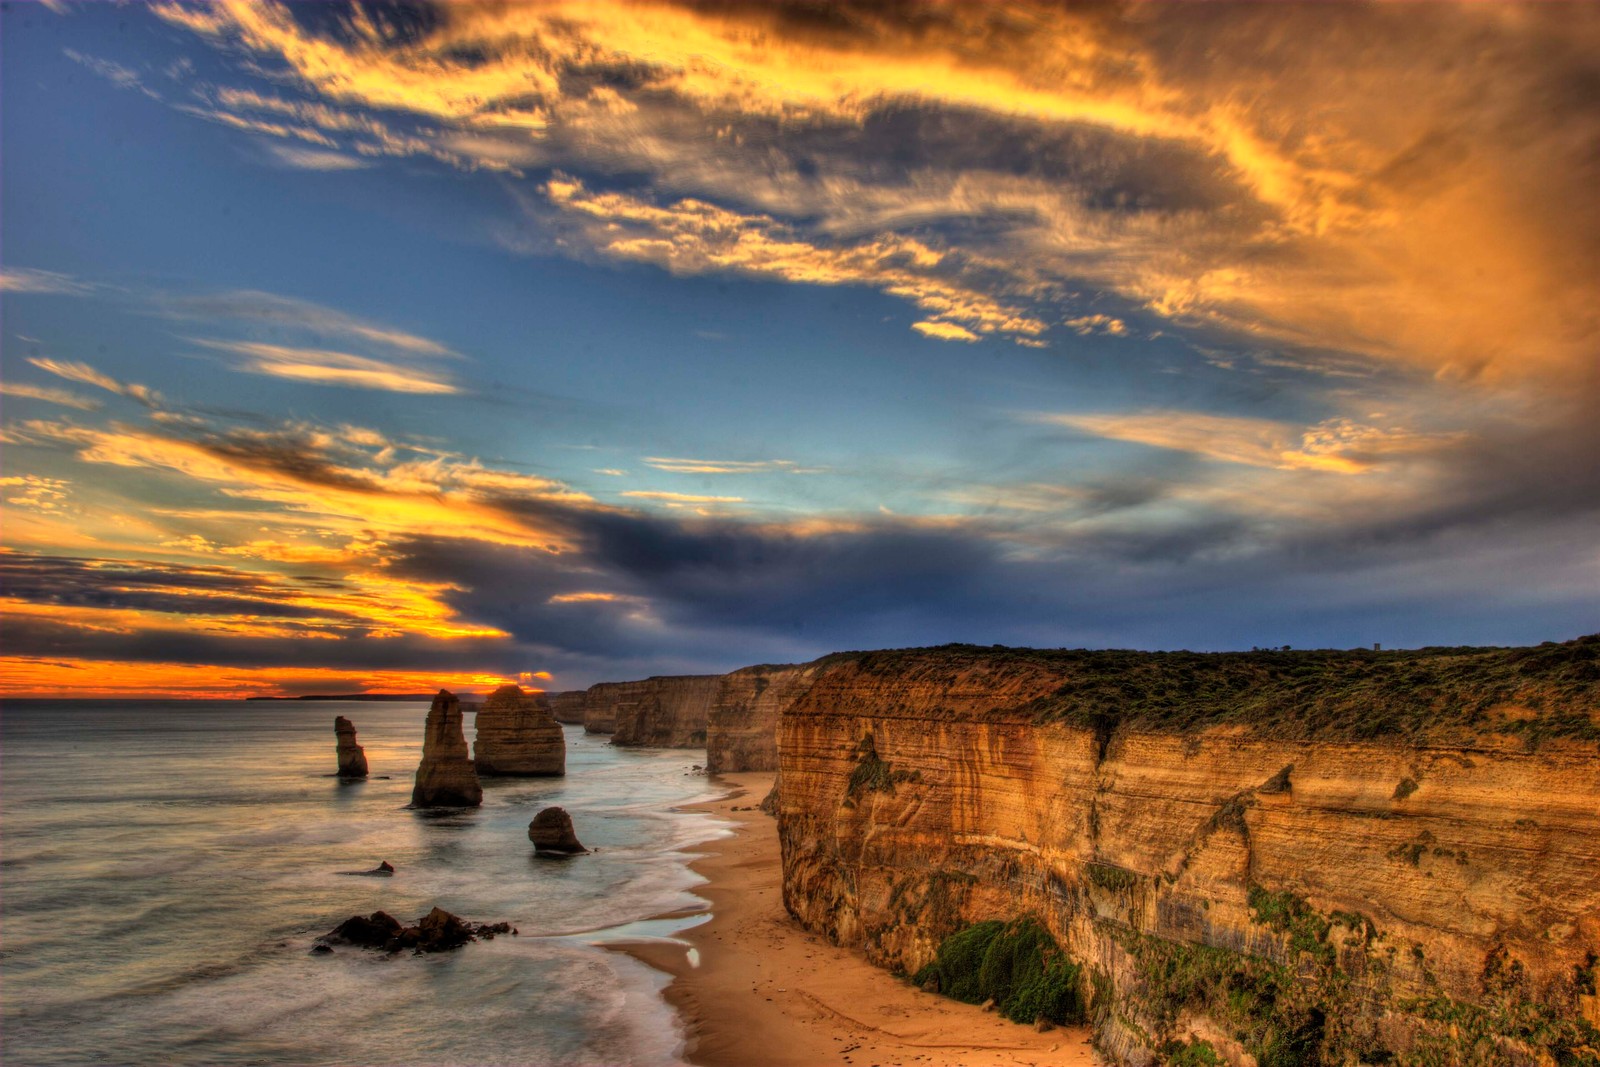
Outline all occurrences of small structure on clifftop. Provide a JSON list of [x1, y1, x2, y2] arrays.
[[528, 806, 587, 855], [473, 684, 565, 776], [410, 690, 483, 807], [334, 715, 369, 777]]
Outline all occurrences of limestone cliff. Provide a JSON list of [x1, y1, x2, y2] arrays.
[[411, 689, 483, 807], [777, 640, 1600, 1067], [549, 690, 587, 725], [706, 661, 833, 773], [334, 715, 368, 777], [582, 679, 647, 735], [472, 684, 564, 776], [611, 674, 722, 748]]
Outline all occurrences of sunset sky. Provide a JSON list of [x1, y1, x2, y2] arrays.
[[2, 1, 1596, 697]]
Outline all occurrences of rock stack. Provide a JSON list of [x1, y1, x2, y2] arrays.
[[528, 806, 587, 854], [473, 684, 565, 776], [334, 715, 369, 777], [410, 689, 483, 807]]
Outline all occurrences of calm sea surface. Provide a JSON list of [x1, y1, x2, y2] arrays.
[[0, 700, 729, 1066]]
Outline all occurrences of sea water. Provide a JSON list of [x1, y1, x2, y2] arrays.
[[0, 701, 729, 1066]]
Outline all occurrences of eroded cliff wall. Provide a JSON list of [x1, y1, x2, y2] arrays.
[[582, 679, 649, 735], [706, 662, 828, 773], [611, 675, 722, 748], [549, 690, 587, 725], [777, 642, 1600, 1067]]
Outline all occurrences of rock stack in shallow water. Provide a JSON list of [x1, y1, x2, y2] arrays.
[[528, 806, 587, 854], [473, 684, 565, 776], [334, 715, 369, 777], [410, 690, 482, 807]]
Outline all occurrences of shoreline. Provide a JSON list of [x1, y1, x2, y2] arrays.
[[614, 771, 1101, 1067]]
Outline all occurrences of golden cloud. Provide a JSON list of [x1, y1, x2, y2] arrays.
[[149, 1, 1599, 387], [194, 339, 458, 394]]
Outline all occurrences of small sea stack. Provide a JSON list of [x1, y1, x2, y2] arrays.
[[528, 806, 587, 855], [410, 689, 483, 808], [333, 715, 369, 777], [473, 684, 565, 776]]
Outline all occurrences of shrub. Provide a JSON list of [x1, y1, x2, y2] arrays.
[[914, 917, 1087, 1026]]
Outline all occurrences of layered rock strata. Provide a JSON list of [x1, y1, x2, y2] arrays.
[[610, 674, 722, 748], [334, 715, 368, 777], [582, 679, 647, 735], [472, 684, 565, 776], [706, 661, 832, 773], [549, 690, 587, 725], [410, 689, 483, 807], [777, 641, 1600, 1066]]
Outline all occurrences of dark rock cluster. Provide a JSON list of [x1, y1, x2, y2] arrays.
[[317, 907, 513, 955]]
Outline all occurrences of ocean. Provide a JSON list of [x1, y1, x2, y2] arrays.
[[0, 700, 729, 1066]]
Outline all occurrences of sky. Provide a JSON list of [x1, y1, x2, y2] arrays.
[[1, 1, 1596, 698]]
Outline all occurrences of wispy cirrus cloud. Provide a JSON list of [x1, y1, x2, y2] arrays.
[[620, 490, 745, 505], [0, 382, 102, 411], [27, 357, 163, 407], [158, 289, 459, 358], [643, 457, 826, 475], [1, 267, 95, 295], [1039, 410, 1457, 476], [192, 339, 458, 394]]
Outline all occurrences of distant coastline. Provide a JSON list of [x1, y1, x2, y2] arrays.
[[245, 693, 446, 702]]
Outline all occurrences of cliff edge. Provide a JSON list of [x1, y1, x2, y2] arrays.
[[777, 638, 1600, 1066]]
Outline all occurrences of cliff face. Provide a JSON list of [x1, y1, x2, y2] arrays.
[[777, 643, 1600, 1067], [611, 675, 722, 748], [706, 662, 827, 773], [411, 689, 483, 807], [549, 690, 587, 725], [472, 684, 564, 776], [582, 679, 650, 735]]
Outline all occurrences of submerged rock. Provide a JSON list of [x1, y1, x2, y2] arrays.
[[334, 715, 369, 777], [528, 806, 587, 854], [318, 907, 512, 954], [410, 690, 482, 808], [473, 684, 564, 776]]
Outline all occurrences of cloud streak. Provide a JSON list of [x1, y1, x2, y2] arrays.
[[193, 339, 458, 394]]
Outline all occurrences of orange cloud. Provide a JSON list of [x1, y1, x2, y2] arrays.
[[194, 339, 458, 394], [0, 657, 512, 699]]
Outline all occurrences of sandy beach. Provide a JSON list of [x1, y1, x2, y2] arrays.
[[617, 772, 1102, 1067]]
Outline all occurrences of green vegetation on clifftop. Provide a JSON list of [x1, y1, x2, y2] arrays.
[[838, 636, 1599, 744]]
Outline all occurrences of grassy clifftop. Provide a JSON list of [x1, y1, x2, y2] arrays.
[[830, 635, 1599, 745]]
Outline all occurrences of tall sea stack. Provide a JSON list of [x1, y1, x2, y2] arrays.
[[410, 689, 482, 807], [334, 715, 369, 777], [473, 684, 565, 776]]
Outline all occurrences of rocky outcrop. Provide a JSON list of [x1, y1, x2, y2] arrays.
[[777, 641, 1600, 1067], [410, 689, 483, 807], [528, 806, 587, 854], [318, 907, 512, 954], [549, 690, 587, 725], [707, 661, 833, 773], [581, 675, 722, 746], [611, 675, 722, 748], [472, 684, 565, 776], [582, 679, 647, 735], [334, 715, 369, 777]]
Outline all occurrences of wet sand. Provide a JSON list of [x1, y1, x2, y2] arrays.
[[617, 771, 1102, 1067]]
